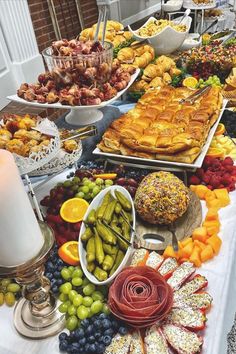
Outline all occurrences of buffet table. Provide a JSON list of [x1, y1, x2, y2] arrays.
[[0, 141, 236, 354]]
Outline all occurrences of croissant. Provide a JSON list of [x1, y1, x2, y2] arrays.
[[148, 77, 164, 88], [169, 67, 182, 77], [113, 35, 127, 47], [142, 64, 162, 81], [133, 52, 153, 68], [130, 80, 149, 91], [156, 55, 175, 72], [123, 31, 133, 40], [163, 72, 172, 84], [117, 47, 135, 63]]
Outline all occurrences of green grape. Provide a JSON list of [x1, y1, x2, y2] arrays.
[[59, 302, 69, 313], [88, 182, 96, 190], [63, 180, 73, 188], [59, 293, 68, 302], [66, 315, 78, 331], [82, 278, 90, 286], [5, 292, 15, 307], [7, 283, 20, 293], [73, 294, 83, 307], [105, 179, 113, 186], [68, 266, 75, 273], [92, 291, 104, 301], [199, 79, 204, 83], [90, 300, 103, 315], [0, 293, 4, 306], [61, 268, 72, 281], [68, 290, 78, 302], [83, 284, 96, 296], [83, 180, 91, 187], [82, 177, 89, 182], [102, 303, 111, 315], [71, 185, 79, 192], [82, 296, 93, 307], [68, 304, 77, 316], [81, 186, 89, 194], [72, 177, 80, 184], [76, 192, 84, 199], [95, 178, 103, 185], [83, 193, 91, 200], [72, 268, 83, 278], [72, 277, 83, 287], [60, 282, 72, 295], [87, 308, 93, 318], [77, 305, 89, 320], [1, 279, 11, 287]]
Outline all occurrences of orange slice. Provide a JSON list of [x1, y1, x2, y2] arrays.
[[58, 241, 80, 265], [60, 198, 89, 223], [182, 77, 198, 89], [214, 123, 225, 136], [93, 173, 117, 180], [206, 147, 224, 158]]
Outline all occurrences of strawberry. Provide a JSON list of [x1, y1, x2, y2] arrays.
[[209, 175, 221, 189], [203, 156, 214, 169], [202, 174, 211, 184], [218, 184, 225, 189], [228, 183, 236, 192], [196, 168, 204, 179], [221, 173, 232, 186], [73, 222, 82, 231], [55, 234, 67, 247], [222, 157, 234, 166], [225, 165, 234, 173], [206, 185, 213, 190], [189, 175, 201, 185]]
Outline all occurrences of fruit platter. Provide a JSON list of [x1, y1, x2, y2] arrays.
[[2, 8, 236, 354]]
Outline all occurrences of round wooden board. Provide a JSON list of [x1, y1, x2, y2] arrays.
[[135, 190, 202, 252]]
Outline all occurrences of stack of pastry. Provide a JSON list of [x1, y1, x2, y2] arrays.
[[222, 68, 236, 102], [117, 43, 155, 69], [130, 55, 181, 92], [98, 86, 223, 163], [79, 20, 133, 48]]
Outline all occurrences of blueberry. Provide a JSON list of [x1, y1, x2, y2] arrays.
[[70, 331, 77, 340], [118, 326, 128, 335], [81, 319, 90, 328], [102, 319, 112, 330], [52, 285, 59, 294], [59, 332, 68, 341], [71, 342, 80, 350], [94, 331, 102, 340], [98, 313, 107, 320], [89, 343, 96, 352], [46, 272, 53, 280], [103, 335, 112, 346], [54, 271, 61, 279], [46, 261, 54, 272], [97, 343, 105, 354], [75, 328, 85, 339], [57, 278, 64, 286], [98, 336, 104, 343], [79, 337, 86, 346], [85, 325, 94, 335], [84, 343, 90, 352], [59, 340, 68, 351], [104, 328, 114, 336], [94, 319, 101, 328], [50, 278, 57, 286], [57, 259, 64, 266], [88, 335, 95, 343], [111, 320, 119, 329]]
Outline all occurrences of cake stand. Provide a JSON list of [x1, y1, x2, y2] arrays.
[[183, 1, 216, 32], [7, 69, 140, 126]]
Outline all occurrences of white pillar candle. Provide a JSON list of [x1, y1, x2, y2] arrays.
[[0, 150, 44, 267]]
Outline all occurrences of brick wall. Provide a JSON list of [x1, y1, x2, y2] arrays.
[[28, 0, 99, 53]]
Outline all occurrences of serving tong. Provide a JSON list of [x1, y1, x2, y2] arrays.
[[179, 85, 211, 104], [94, 5, 108, 45]]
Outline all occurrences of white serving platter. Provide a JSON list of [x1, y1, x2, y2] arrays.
[[7, 69, 140, 126], [78, 185, 136, 286], [93, 99, 228, 170]]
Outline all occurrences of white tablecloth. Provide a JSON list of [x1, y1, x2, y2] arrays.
[[0, 170, 236, 354]]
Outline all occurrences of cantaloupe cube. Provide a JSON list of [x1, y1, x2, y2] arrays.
[[200, 245, 214, 262], [182, 242, 194, 258], [206, 235, 222, 254], [177, 248, 184, 259], [192, 227, 208, 243], [205, 208, 219, 221], [206, 199, 222, 210], [205, 190, 216, 200], [163, 245, 178, 259], [180, 237, 193, 248], [203, 220, 220, 236], [190, 185, 197, 192], [214, 188, 230, 207], [203, 220, 220, 229], [193, 240, 206, 250], [189, 246, 202, 267], [195, 185, 209, 200]]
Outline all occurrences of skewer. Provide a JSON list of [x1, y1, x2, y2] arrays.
[[94, 5, 108, 44], [24, 174, 44, 221]]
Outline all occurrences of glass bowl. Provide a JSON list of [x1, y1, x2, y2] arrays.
[[42, 41, 113, 84]]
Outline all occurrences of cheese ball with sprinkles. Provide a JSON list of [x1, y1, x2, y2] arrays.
[[134, 171, 190, 225]]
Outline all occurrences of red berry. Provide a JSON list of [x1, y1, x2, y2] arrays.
[[221, 173, 232, 186], [202, 175, 211, 184], [206, 185, 213, 190], [228, 183, 236, 191], [225, 165, 234, 173], [196, 168, 204, 179], [189, 175, 201, 185], [209, 175, 221, 188], [222, 157, 234, 166]]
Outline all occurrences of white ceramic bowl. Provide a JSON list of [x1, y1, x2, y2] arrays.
[[179, 33, 202, 51], [128, 16, 192, 55], [78, 185, 136, 286], [162, 0, 183, 12]]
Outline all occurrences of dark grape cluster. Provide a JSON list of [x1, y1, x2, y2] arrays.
[[58, 313, 129, 354], [45, 246, 67, 295], [221, 110, 236, 138], [76, 160, 105, 171]]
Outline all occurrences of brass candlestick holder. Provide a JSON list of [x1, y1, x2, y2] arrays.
[[0, 222, 65, 339]]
